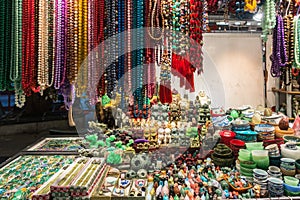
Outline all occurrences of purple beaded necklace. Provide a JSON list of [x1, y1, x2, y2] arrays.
[[270, 15, 287, 77], [54, 0, 67, 89]]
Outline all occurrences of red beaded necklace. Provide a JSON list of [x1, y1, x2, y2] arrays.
[[22, 0, 39, 95], [98, 0, 106, 97]]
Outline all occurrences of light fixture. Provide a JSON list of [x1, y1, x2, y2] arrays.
[[253, 7, 263, 21]]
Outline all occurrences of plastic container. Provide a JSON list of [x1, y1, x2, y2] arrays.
[[240, 166, 254, 174], [219, 130, 236, 146], [238, 149, 251, 161], [255, 157, 270, 170], [252, 150, 268, 160], [235, 130, 258, 142], [230, 139, 245, 147], [252, 150, 269, 169], [251, 150, 269, 159], [230, 139, 245, 156], [284, 176, 299, 186], [240, 161, 257, 169], [246, 142, 264, 151]]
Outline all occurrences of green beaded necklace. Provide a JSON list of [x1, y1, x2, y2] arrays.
[[262, 0, 276, 42], [10, 0, 25, 107], [294, 15, 300, 68], [0, 0, 13, 91]]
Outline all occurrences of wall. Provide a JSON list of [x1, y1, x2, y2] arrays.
[[194, 33, 268, 109]]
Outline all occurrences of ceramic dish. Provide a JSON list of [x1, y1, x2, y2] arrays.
[[296, 159, 300, 169], [275, 127, 295, 138], [283, 135, 300, 145], [263, 114, 283, 125], [253, 169, 268, 179], [284, 176, 299, 186], [236, 105, 251, 111], [281, 144, 300, 160], [284, 183, 300, 192], [281, 157, 296, 163], [268, 166, 281, 174], [231, 119, 249, 128], [268, 170, 282, 178], [284, 189, 300, 196], [242, 109, 255, 118], [232, 126, 251, 131], [268, 178, 283, 186], [254, 124, 275, 132]]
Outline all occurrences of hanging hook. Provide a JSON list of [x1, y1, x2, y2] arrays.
[[297, 4, 300, 16], [285, 0, 292, 16]]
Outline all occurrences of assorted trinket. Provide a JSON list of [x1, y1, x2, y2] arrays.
[[27, 137, 84, 151], [0, 155, 75, 199]]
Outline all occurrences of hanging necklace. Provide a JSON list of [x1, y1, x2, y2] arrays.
[[126, 0, 133, 105], [202, 0, 208, 32], [294, 15, 300, 68], [147, 0, 164, 40], [37, 0, 50, 95], [172, 0, 180, 53], [0, 1, 13, 91], [118, 0, 126, 108], [178, 0, 190, 56], [97, 0, 106, 97], [283, 0, 294, 67], [105, 0, 117, 97], [54, 0, 67, 90], [136, 0, 144, 110], [0, 2, 6, 91], [190, 0, 204, 73], [76, 0, 89, 97], [262, 0, 276, 41], [22, 0, 38, 95], [159, 40, 172, 104], [48, 0, 55, 89], [87, 0, 94, 100], [270, 15, 287, 77], [11, 0, 25, 107], [66, 0, 78, 84]]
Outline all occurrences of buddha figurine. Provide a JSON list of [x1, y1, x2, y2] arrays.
[[197, 91, 211, 107], [169, 93, 182, 122]]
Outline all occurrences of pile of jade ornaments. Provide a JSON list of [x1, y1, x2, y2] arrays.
[[0, 155, 75, 199], [145, 159, 256, 200], [211, 144, 234, 167], [29, 138, 84, 151]]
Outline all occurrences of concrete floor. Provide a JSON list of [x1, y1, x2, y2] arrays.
[[0, 120, 77, 164], [0, 132, 47, 163]]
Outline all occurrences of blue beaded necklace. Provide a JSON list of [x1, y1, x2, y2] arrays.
[[131, 0, 144, 118], [118, 0, 126, 109]]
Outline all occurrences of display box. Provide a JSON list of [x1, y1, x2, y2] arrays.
[[25, 137, 84, 152]]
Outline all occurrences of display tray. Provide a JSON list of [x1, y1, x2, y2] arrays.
[[0, 154, 76, 199], [23, 136, 84, 153]]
